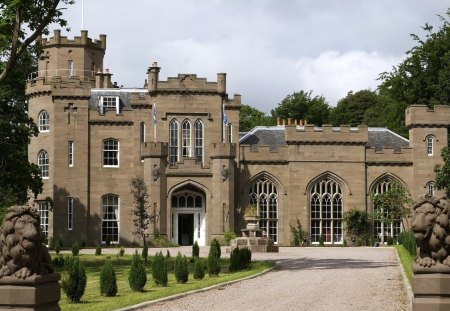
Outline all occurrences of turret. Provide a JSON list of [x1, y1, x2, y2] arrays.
[[147, 62, 160, 93]]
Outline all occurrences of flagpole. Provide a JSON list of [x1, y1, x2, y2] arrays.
[[153, 100, 157, 143], [81, 0, 84, 30]]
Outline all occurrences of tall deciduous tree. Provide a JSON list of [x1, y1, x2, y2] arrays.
[[330, 90, 379, 126], [239, 104, 274, 132], [377, 10, 450, 136], [271, 90, 330, 126], [434, 147, 450, 196], [0, 49, 42, 219], [0, 0, 74, 83]]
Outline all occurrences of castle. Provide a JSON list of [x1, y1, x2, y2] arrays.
[[26, 30, 450, 246]]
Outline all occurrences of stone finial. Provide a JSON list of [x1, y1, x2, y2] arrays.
[[0, 206, 53, 279], [412, 194, 450, 273]]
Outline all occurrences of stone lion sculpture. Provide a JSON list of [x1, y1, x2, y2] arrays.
[[411, 194, 450, 269], [0, 205, 53, 279]]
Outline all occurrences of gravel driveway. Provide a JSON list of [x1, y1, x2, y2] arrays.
[[135, 247, 408, 311]]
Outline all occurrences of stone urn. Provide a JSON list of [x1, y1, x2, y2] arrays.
[[244, 215, 260, 230]]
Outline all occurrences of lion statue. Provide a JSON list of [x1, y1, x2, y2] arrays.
[[411, 194, 450, 268], [0, 205, 53, 279]]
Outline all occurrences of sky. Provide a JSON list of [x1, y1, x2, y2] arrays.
[[50, 0, 449, 112]]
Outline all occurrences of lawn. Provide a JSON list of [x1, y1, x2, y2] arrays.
[[395, 244, 414, 283], [55, 253, 274, 311]]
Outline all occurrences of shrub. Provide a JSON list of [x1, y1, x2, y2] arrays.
[[210, 238, 221, 258], [81, 240, 87, 248], [192, 240, 200, 258], [52, 254, 65, 267], [105, 235, 111, 247], [207, 241, 221, 276], [166, 250, 171, 258], [223, 229, 237, 246], [386, 236, 394, 246], [72, 242, 80, 256], [48, 236, 55, 250], [229, 248, 240, 272], [152, 251, 168, 286], [61, 255, 87, 303], [343, 208, 370, 245], [95, 245, 102, 256], [398, 231, 416, 256], [55, 240, 61, 255], [193, 258, 205, 280], [128, 251, 147, 292], [174, 252, 189, 284], [238, 247, 252, 269], [100, 260, 117, 297], [290, 219, 308, 246], [119, 246, 125, 256], [142, 241, 148, 262], [319, 235, 325, 246]]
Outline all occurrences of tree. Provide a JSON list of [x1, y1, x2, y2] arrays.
[[271, 91, 330, 126], [0, 49, 42, 221], [371, 183, 413, 235], [129, 176, 158, 247], [329, 90, 379, 126], [435, 147, 450, 196], [239, 104, 274, 132], [0, 0, 74, 83], [343, 208, 370, 245], [377, 10, 450, 135]]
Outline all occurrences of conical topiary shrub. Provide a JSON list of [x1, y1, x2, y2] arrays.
[[100, 260, 117, 297], [152, 251, 168, 286], [128, 251, 147, 292], [193, 258, 205, 280], [208, 240, 221, 276], [61, 255, 87, 303], [174, 252, 189, 284]]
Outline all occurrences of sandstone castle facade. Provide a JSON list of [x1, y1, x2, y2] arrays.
[[26, 31, 450, 246]]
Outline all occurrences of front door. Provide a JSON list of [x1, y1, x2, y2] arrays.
[[178, 214, 194, 246]]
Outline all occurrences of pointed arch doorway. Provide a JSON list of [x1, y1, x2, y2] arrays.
[[171, 187, 206, 246]]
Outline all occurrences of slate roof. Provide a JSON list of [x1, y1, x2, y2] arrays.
[[89, 88, 146, 110], [239, 126, 409, 151]]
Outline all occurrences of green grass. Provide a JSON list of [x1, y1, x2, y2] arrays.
[[395, 244, 414, 283], [55, 254, 274, 311]]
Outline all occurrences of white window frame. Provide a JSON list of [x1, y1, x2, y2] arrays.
[[426, 181, 435, 195], [426, 135, 434, 156], [227, 123, 232, 143], [38, 110, 50, 132], [182, 119, 192, 158], [102, 139, 119, 167], [67, 60, 74, 78], [101, 195, 120, 244], [67, 197, 74, 231], [169, 119, 179, 165], [68, 141, 74, 167], [37, 201, 49, 237], [140, 122, 145, 143], [38, 150, 49, 179], [194, 119, 204, 163], [101, 96, 120, 114]]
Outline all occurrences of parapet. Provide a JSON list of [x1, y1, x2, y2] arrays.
[[147, 63, 226, 95], [26, 76, 91, 98], [405, 105, 450, 128], [39, 29, 106, 50], [285, 124, 368, 144], [210, 143, 237, 159]]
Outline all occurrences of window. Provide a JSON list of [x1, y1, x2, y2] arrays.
[[426, 136, 434, 156], [38, 150, 49, 178], [37, 201, 49, 237], [67, 60, 74, 78], [100, 96, 119, 114], [182, 120, 192, 157], [227, 123, 232, 143], [101, 195, 119, 244], [194, 120, 203, 162], [169, 120, 179, 165], [309, 178, 343, 244], [372, 179, 402, 241], [140, 122, 145, 143], [426, 181, 435, 195], [38, 110, 50, 132], [249, 177, 278, 243], [67, 197, 74, 230], [68, 141, 74, 167], [102, 139, 119, 167]]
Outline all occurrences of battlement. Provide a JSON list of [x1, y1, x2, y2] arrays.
[[366, 146, 413, 164], [147, 62, 226, 94], [240, 145, 289, 163], [405, 105, 450, 128], [26, 76, 91, 98], [210, 143, 237, 159], [141, 142, 168, 158], [40, 30, 106, 50], [285, 124, 368, 144]]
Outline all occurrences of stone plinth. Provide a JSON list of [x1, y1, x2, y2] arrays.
[[0, 273, 61, 310], [412, 273, 450, 311], [229, 236, 279, 253]]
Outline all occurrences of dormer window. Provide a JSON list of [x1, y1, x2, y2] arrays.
[[99, 96, 120, 114]]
